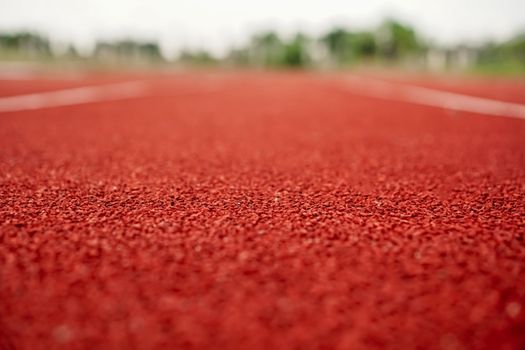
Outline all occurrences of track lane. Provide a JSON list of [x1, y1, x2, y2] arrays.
[[1, 72, 524, 350]]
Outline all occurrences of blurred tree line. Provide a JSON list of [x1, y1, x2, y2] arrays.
[[474, 33, 525, 74], [93, 40, 162, 63], [1, 20, 524, 73], [221, 20, 426, 69], [0, 32, 52, 58]]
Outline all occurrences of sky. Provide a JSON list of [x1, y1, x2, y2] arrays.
[[1, 0, 524, 57]]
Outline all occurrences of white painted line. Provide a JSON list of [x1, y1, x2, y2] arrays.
[[344, 76, 525, 120], [0, 64, 87, 80], [0, 71, 87, 81], [0, 70, 41, 80], [0, 81, 149, 113]]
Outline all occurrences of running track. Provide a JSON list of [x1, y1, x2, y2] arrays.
[[1, 71, 524, 349]]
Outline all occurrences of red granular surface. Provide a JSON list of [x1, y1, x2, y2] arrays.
[[1, 72, 524, 349]]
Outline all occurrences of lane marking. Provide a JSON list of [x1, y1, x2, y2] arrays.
[[0, 71, 42, 80], [0, 81, 149, 113], [343, 75, 525, 120], [0, 64, 87, 80], [0, 71, 87, 81]]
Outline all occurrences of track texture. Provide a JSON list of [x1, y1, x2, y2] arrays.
[[1, 72, 525, 349]]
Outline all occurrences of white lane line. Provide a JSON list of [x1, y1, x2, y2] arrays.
[[0, 81, 149, 113], [343, 75, 525, 120], [0, 71, 87, 81], [0, 71, 42, 80]]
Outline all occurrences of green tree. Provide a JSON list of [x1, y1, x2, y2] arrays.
[[322, 28, 352, 63], [352, 32, 377, 58], [376, 20, 424, 60], [250, 31, 285, 67], [322, 28, 377, 65], [179, 50, 217, 65], [282, 34, 310, 67], [94, 40, 162, 62], [0, 32, 52, 56]]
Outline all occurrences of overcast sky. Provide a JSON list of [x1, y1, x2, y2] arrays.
[[1, 0, 524, 57]]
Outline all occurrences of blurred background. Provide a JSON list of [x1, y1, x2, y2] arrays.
[[0, 0, 524, 75]]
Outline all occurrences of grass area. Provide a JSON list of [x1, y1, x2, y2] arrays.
[[1, 54, 525, 80], [469, 61, 525, 77]]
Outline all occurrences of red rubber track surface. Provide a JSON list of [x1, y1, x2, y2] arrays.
[[1, 72, 524, 349]]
